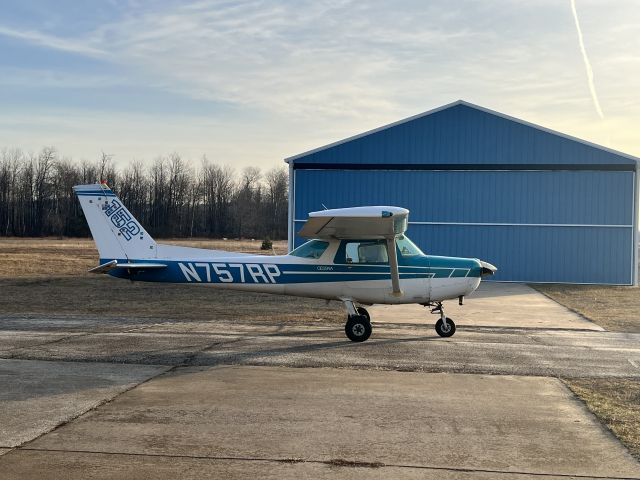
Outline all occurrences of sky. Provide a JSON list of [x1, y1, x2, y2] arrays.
[[0, 0, 638, 171]]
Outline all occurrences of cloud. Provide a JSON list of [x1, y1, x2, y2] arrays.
[[0, 1, 584, 126], [0, 25, 107, 57], [0, 67, 129, 89], [1, 0, 639, 163], [80, 0, 492, 122]]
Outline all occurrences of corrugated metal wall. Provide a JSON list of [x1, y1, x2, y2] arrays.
[[293, 103, 637, 167], [293, 170, 634, 283], [288, 102, 638, 284], [294, 170, 634, 225]]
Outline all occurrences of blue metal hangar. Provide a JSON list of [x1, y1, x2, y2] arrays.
[[285, 100, 639, 285]]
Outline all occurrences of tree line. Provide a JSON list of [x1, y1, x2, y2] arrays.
[[0, 147, 289, 240]]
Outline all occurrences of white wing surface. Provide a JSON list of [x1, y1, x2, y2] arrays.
[[298, 206, 409, 240]]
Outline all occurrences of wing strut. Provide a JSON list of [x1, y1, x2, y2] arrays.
[[386, 236, 403, 297]]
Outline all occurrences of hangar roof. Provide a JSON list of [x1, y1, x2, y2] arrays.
[[285, 100, 638, 169]]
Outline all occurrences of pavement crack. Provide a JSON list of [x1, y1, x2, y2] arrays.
[[324, 458, 385, 468], [14, 448, 640, 479], [178, 338, 244, 367], [10, 365, 174, 451], [4, 332, 93, 356]]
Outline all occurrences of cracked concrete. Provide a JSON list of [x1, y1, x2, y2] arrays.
[[0, 359, 169, 447], [0, 280, 638, 479], [2, 366, 638, 479], [369, 282, 604, 330]]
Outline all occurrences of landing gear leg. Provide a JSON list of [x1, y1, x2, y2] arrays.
[[429, 302, 456, 338], [341, 298, 372, 342]]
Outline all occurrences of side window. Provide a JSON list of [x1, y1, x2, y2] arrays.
[[290, 240, 330, 259], [344, 240, 388, 264], [395, 235, 424, 257]]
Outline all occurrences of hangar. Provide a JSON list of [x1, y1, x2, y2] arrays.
[[285, 100, 639, 285]]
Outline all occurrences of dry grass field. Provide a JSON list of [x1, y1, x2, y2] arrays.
[[565, 378, 640, 460], [532, 284, 640, 333], [0, 237, 342, 322]]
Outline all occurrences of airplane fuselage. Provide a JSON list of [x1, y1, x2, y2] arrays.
[[105, 243, 483, 305]]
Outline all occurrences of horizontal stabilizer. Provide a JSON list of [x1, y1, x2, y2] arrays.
[[88, 260, 167, 274]]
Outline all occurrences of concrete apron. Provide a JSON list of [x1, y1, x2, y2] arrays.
[[369, 282, 604, 330], [0, 359, 169, 448], [2, 366, 638, 479]]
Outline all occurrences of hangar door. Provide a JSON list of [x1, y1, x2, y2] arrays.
[[292, 168, 636, 284]]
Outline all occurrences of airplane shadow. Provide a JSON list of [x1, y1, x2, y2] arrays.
[[189, 329, 443, 367], [3, 325, 446, 402]]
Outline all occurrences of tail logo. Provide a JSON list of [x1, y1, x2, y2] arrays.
[[102, 199, 142, 241]]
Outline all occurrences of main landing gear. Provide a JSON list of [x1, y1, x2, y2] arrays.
[[428, 302, 456, 337], [341, 299, 372, 342], [340, 299, 457, 342]]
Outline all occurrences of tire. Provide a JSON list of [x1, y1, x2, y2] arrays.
[[435, 317, 456, 337], [356, 307, 370, 322], [345, 315, 372, 342]]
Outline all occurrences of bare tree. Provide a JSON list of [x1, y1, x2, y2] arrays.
[[119, 160, 148, 227], [0, 149, 21, 235], [201, 157, 235, 237], [234, 167, 261, 238], [264, 167, 288, 239], [0, 147, 288, 240], [98, 151, 113, 182]]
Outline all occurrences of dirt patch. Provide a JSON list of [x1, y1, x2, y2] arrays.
[[531, 284, 640, 333], [565, 378, 640, 460]]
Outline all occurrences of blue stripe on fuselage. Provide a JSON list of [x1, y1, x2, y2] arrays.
[[100, 258, 482, 284]]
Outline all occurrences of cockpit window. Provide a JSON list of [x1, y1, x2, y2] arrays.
[[290, 240, 330, 259], [345, 240, 389, 264], [396, 235, 424, 257]]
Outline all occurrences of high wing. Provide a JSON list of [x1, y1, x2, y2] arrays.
[[298, 206, 409, 240], [298, 206, 409, 296]]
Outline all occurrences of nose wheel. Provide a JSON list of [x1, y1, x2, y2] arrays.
[[345, 314, 372, 342], [435, 317, 456, 337], [429, 302, 456, 338]]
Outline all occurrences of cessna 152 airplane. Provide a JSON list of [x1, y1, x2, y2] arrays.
[[74, 182, 496, 342]]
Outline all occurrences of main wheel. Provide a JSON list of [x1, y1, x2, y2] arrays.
[[345, 315, 372, 342], [356, 307, 370, 322], [435, 318, 456, 337]]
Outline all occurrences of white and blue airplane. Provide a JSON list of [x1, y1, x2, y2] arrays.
[[74, 182, 496, 342]]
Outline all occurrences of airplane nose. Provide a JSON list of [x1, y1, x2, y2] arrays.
[[479, 260, 497, 276]]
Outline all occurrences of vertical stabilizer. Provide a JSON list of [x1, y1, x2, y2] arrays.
[[73, 183, 156, 260]]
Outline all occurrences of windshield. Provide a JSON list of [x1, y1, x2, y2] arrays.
[[396, 235, 424, 257], [290, 239, 330, 259]]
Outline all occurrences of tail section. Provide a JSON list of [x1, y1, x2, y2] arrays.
[[73, 183, 156, 260]]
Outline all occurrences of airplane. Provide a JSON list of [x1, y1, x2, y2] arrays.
[[73, 182, 497, 342]]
